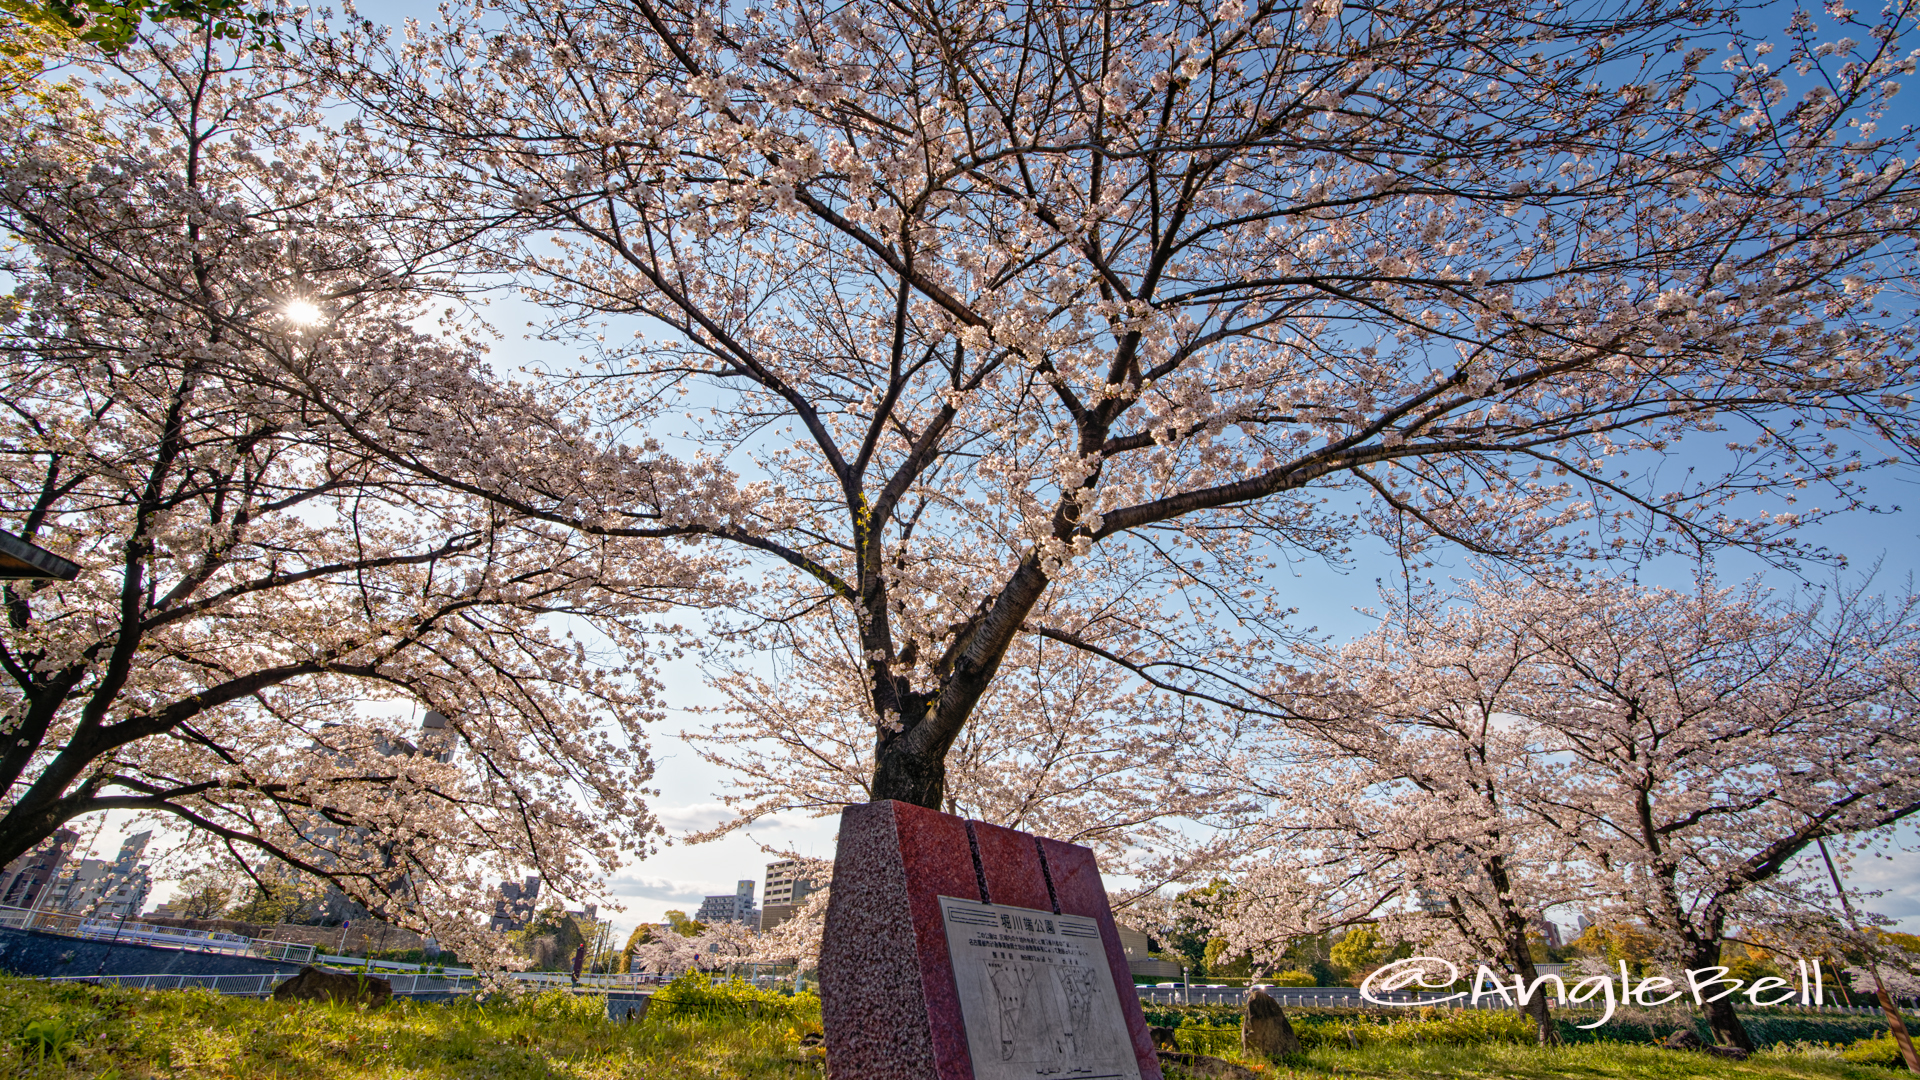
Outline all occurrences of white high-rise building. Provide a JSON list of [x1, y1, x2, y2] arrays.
[[694, 880, 759, 928], [47, 832, 152, 919], [761, 860, 820, 931]]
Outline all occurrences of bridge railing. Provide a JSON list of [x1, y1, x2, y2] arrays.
[[0, 906, 317, 965]]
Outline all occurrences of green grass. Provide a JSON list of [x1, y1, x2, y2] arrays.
[[1163, 1041, 1910, 1080], [0, 975, 1906, 1080], [0, 976, 823, 1078]]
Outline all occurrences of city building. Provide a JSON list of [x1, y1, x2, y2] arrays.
[[485, 874, 598, 935], [489, 875, 542, 932], [1116, 925, 1181, 981], [0, 829, 77, 910], [694, 880, 759, 928], [1528, 916, 1564, 949], [45, 832, 153, 918], [760, 860, 820, 931]]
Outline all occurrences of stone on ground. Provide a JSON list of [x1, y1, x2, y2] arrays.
[[271, 965, 393, 1006], [1242, 989, 1301, 1057], [1661, 1029, 1704, 1050]]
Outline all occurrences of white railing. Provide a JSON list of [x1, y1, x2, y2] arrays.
[[45, 970, 660, 1006], [47, 971, 468, 997], [48, 972, 289, 996], [0, 905, 317, 965], [303, 954, 665, 989]]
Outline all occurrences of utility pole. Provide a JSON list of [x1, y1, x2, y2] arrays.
[[1818, 838, 1920, 1072]]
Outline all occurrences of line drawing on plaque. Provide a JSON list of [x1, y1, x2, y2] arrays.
[[987, 960, 1038, 1060], [1055, 965, 1097, 1056]]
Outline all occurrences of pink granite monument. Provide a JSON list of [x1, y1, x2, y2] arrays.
[[818, 799, 1162, 1080]]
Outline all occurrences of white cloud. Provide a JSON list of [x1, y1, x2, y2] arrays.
[[652, 801, 740, 834], [651, 801, 819, 837], [602, 873, 727, 905]]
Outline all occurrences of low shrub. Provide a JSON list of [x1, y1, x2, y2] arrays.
[[17, 1015, 78, 1062], [488, 987, 609, 1023], [649, 971, 820, 1021], [1295, 1008, 1536, 1049], [1143, 1005, 1241, 1029], [1169, 1026, 1242, 1055], [363, 947, 460, 965], [1840, 1032, 1911, 1069]]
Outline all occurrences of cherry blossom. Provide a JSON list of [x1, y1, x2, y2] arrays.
[[1217, 572, 1920, 1048], [319, 0, 1920, 809], [0, 33, 725, 964]]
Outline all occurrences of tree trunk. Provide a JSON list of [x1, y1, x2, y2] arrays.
[[1502, 925, 1560, 1045], [1868, 973, 1920, 1072], [864, 560, 1051, 810], [1521, 980, 1557, 1046], [1691, 942, 1755, 1051], [871, 738, 946, 809], [1486, 855, 1559, 1046], [1702, 993, 1753, 1051]]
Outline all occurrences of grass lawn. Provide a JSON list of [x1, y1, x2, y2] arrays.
[[0, 976, 1906, 1079], [0, 977, 821, 1079], [1196, 1042, 1910, 1080]]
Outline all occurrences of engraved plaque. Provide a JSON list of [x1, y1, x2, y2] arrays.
[[938, 895, 1145, 1080]]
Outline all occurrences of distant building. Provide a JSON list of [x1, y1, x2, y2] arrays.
[[1528, 916, 1563, 949], [695, 880, 759, 928], [0, 829, 78, 910], [760, 861, 820, 931], [490, 875, 541, 932], [1116, 925, 1181, 981], [46, 832, 153, 918]]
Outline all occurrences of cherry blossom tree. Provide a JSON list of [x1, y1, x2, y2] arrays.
[[1229, 573, 1920, 1049], [0, 33, 722, 960], [629, 923, 702, 975], [322, 0, 1920, 812], [1516, 576, 1920, 1049], [1212, 581, 1580, 1043], [630, 917, 759, 974]]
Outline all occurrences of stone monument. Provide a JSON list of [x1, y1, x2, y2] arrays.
[[819, 799, 1161, 1080], [1242, 990, 1300, 1058]]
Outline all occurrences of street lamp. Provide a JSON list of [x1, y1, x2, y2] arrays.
[[0, 529, 78, 581]]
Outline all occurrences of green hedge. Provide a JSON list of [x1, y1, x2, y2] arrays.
[[1141, 1002, 1902, 1052]]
